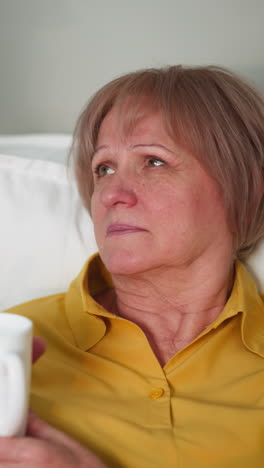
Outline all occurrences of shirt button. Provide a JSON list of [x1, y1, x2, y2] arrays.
[[148, 388, 165, 399]]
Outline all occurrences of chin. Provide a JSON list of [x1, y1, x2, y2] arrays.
[[100, 249, 148, 276]]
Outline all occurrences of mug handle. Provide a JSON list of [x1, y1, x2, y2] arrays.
[[0, 353, 26, 436]]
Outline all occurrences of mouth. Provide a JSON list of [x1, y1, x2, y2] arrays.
[[106, 224, 147, 236]]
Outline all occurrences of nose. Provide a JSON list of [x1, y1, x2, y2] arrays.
[[100, 174, 137, 209]]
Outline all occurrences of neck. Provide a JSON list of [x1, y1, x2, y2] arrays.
[[98, 251, 235, 366]]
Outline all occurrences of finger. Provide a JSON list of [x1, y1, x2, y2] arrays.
[[0, 436, 38, 462], [27, 411, 79, 449], [0, 435, 65, 464], [32, 336, 46, 363], [26, 412, 106, 466]]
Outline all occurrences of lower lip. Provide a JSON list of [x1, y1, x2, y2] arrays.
[[107, 228, 146, 237]]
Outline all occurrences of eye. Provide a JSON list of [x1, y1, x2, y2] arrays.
[[94, 164, 115, 178], [146, 157, 165, 167]]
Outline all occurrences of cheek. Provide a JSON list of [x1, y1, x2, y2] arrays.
[[151, 179, 223, 230], [90, 191, 102, 220], [90, 196, 96, 220], [147, 181, 192, 219], [190, 181, 227, 227], [90, 195, 104, 243]]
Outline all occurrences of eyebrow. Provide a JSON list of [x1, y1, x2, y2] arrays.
[[93, 143, 174, 158]]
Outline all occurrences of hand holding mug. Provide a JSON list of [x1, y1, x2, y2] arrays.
[[0, 322, 106, 467]]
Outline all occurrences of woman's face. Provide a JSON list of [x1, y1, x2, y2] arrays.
[[91, 105, 232, 275]]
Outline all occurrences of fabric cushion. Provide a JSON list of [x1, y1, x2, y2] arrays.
[[0, 134, 71, 164], [0, 154, 97, 309]]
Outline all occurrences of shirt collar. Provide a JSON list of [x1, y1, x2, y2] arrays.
[[65, 254, 113, 351], [230, 261, 264, 358], [202, 261, 264, 357], [65, 254, 264, 356]]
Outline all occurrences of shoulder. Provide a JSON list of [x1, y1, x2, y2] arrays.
[[4, 292, 65, 319], [3, 292, 74, 344]]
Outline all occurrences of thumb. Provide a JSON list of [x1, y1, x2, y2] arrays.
[[27, 411, 81, 449], [27, 411, 107, 467], [32, 336, 46, 363]]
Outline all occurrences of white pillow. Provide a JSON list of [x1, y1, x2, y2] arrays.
[[244, 240, 264, 294], [0, 153, 97, 309], [0, 134, 71, 164]]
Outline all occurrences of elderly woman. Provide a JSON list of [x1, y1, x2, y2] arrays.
[[2, 65, 264, 467]]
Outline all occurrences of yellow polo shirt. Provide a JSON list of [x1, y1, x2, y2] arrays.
[[6, 254, 264, 467]]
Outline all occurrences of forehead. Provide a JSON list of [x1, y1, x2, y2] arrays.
[[97, 103, 171, 146]]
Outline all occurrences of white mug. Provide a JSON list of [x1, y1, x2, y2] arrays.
[[0, 313, 32, 436]]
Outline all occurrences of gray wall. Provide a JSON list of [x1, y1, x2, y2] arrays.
[[0, 0, 263, 134]]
